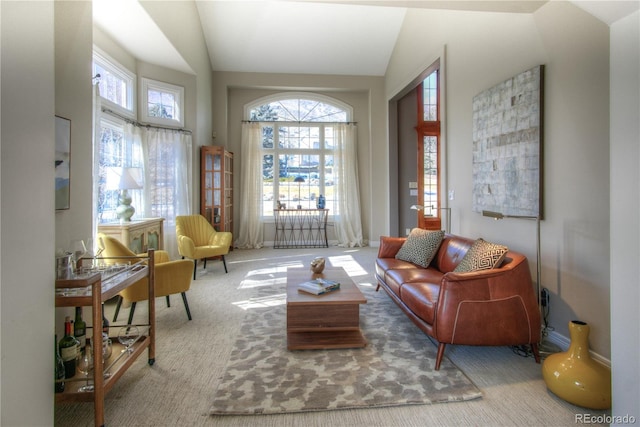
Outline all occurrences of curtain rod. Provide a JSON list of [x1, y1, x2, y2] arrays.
[[102, 107, 193, 134], [242, 120, 357, 125]]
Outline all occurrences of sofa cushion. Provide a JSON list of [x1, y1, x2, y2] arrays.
[[453, 238, 509, 272], [432, 235, 475, 273], [400, 282, 441, 324], [384, 268, 444, 298], [395, 228, 444, 268]]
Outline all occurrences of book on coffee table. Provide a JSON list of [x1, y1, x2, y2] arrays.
[[297, 278, 340, 295]]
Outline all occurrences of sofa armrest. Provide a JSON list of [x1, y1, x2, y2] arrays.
[[434, 257, 541, 346], [377, 236, 406, 258]]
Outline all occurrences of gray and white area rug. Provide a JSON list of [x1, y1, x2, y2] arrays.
[[210, 282, 482, 415]]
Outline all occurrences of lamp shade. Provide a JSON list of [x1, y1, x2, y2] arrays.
[[106, 167, 143, 190]]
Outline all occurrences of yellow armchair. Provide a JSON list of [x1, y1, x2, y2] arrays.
[[97, 233, 194, 324], [176, 215, 232, 279]]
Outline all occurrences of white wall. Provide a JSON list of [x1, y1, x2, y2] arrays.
[[52, 0, 95, 355], [1, 2, 56, 424], [385, 2, 612, 357], [140, 1, 214, 213], [610, 10, 640, 423], [54, 1, 94, 269], [3, 1, 211, 423]]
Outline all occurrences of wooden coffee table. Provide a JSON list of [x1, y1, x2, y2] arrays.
[[286, 267, 367, 350]]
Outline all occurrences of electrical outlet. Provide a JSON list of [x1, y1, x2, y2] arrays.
[[405, 228, 411, 236], [541, 288, 549, 307]]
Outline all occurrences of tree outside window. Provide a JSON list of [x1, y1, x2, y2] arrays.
[[247, 95, 351, 219]]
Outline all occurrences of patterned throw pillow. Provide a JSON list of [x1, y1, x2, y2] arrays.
[[395, 228, 445, 268], [453, 238, 509, 272]]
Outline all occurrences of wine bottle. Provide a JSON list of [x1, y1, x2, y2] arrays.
[[55, 334, 65, 393], [74, 307, 87, 352], [102, 304, 109, 335], [59, 316, 79, 378]]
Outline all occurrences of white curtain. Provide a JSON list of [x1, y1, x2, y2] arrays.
[[123, 122, 144, 216], [92, 82, 102, 254], [139, 127, 192, 259], [235, 122, 264, 248], [333, 123, 363, 247]]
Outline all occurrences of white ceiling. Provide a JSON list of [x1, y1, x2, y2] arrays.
[[196, 1, 406, 76], [93, 0, 640, 77], [93, 0, 194, 74]]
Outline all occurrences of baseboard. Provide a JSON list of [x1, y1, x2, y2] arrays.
[[546, 330, 611, 367]]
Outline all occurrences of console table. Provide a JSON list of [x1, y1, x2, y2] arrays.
[[98, 217, 164, 253], [274, 209, 329, 249]]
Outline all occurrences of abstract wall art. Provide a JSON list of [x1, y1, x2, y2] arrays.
[[55, 115, 71, 210], [472, 65, 544, 218]]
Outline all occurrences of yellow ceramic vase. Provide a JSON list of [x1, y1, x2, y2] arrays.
[[542, 320, 611, 409]]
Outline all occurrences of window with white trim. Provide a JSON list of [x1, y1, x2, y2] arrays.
[[92, 48, 135, 118], [140, 78, 184, 128], [95, 117, 144, 223], [248, 94, 351, 220]]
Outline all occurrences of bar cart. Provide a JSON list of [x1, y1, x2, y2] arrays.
[[54, 251, 156, 427]]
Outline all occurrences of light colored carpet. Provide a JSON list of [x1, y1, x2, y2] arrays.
[[210, 276, 481, 415], [54, 246, 610, 426]]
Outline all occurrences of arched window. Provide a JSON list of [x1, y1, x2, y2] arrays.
[[245, 93, 352, 219]]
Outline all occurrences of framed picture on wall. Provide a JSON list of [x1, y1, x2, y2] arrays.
[[471, 65, 544, 218], [55, 115, 71, 210]]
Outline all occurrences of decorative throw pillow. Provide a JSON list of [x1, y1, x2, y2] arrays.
[[453, 238, 509, 272], [395, 228, 445, 268]]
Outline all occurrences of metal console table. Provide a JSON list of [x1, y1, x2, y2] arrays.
[[274, 208, 329, 248]]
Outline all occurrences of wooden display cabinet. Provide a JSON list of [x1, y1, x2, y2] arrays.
[[200, 146, 233, 233], [55, 253, 156, 427]]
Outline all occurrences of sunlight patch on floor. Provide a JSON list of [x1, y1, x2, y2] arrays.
[[327, 254, 368, 277], [232, 293, 287, 310]]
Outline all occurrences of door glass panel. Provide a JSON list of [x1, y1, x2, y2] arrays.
[[424, 136, 438, 210]]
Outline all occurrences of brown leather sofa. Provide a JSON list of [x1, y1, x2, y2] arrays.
[[375, 234, 541, 370]]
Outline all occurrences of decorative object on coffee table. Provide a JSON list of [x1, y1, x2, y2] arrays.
[[542, 320, 611, 409], [310, 257, 325, 273]]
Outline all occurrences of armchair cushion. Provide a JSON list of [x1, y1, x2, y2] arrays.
[[176, 215, 232, 260], [97, 233, 192, 303]]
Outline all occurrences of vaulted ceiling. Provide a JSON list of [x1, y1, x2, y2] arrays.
[[93, 0, 639, 76]]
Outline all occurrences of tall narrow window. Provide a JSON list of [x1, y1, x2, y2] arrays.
[[246, 94, 351, 220], [416, 61, 441, 230]]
